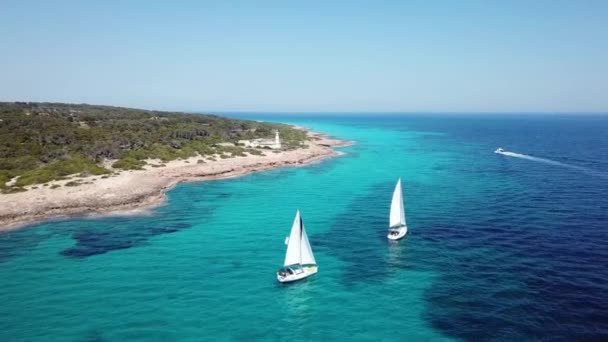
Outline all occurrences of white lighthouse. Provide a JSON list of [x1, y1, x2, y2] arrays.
[[237, 129, 282, 149], [274, 130, 282, 149]]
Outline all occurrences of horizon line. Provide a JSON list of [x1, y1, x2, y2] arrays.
[[208, 110, 608, 115], [1, 100, 607, 115]]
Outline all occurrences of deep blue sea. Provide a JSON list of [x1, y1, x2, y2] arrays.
[[2, 114, 608, 341]]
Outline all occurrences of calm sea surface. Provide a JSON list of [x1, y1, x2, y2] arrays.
[[2, 114, 608, 341]]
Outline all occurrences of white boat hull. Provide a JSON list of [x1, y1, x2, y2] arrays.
[[277, 265, 318, 283], [387, 227, 407, 241]]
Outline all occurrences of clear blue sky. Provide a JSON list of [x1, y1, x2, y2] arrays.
[[1, 0, 607, 113]]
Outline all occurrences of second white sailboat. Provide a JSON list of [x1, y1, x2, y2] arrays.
[[388, 178, 408, 240]]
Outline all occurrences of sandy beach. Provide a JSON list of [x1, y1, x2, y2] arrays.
[[0, 130, 352, 231]]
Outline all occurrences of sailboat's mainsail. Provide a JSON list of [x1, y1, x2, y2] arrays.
[[389, 178, 406, 228], [283, 210, 316, 266], [284, 211, 302, 266]]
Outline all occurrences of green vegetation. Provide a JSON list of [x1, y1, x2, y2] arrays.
[[111, 157, 146, 170], [276, 127, 308, 148], [0, 170, 11, 191], [3, 186, 26, 193], [247, 149, 265, 156], [14, 156, 109, 187], [216, 145, 247, 157], [0, 102, 307, 193]]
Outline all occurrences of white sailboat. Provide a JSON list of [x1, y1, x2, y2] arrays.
[[277, 210, 318, 283], [387, 178, 408, 240]]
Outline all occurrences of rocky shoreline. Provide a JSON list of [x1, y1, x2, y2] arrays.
[[0, 129, 352, 231]]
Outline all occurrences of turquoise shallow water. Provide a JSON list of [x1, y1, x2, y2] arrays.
[[2, 115, 608, 341]]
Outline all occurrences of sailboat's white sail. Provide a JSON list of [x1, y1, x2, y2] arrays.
[[300, 223, 316, 265], [389, 178, 406, 229], [284, 210, 303, 266], [283, 210, 316, 266]]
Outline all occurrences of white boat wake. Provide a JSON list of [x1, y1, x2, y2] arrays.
[[495, 148, 608, 179]]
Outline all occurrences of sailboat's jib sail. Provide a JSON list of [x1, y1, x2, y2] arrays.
[[284, 211, 302, 266], [300, 220, 316, 265], [389, 178, 406, 228]]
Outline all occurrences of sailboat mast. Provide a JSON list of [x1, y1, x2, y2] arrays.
[[299, 215, 303, 264]]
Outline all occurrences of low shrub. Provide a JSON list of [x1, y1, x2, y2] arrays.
[[14, 156, 109, 186], [112, 157, 146, 170]]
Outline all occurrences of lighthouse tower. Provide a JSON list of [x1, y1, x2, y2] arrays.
[[274, 130, 282, 149]]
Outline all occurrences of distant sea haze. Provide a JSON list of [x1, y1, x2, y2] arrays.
[[1, 114, 608, 341]]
